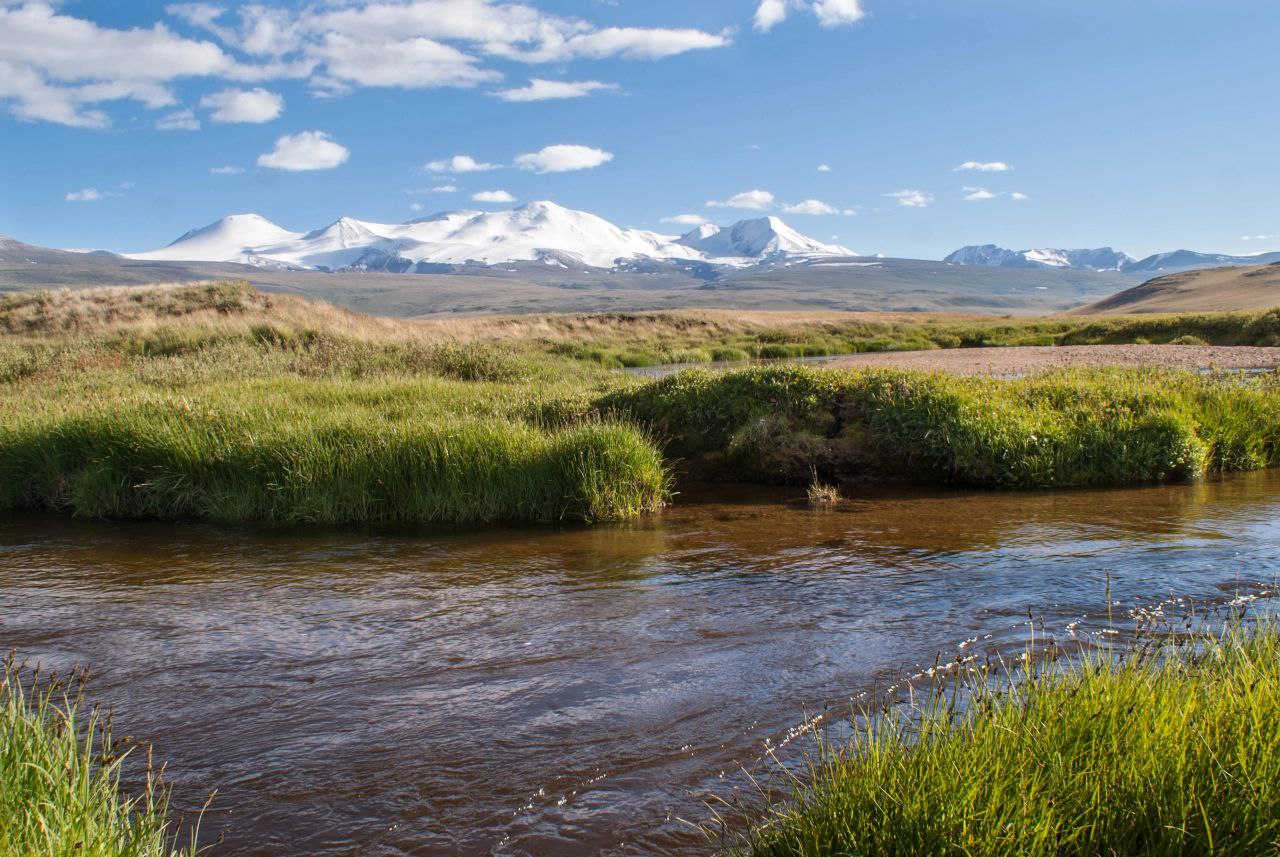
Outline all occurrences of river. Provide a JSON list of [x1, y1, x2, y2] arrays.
[[4, 473, 1279, 855]]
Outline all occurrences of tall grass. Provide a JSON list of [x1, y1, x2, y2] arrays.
[[0, 657, 199, 857], [602, 365, 1280, 488], [741, 623, 1280, 856], [0, 391, 667, 525]]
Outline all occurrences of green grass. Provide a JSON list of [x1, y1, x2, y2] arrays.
[[4, 283, 1280, 526], [536, 306, 1280, 369], [740, 622, 1280, 857], [0, 379, 667, 525], [602, 365, 1280, 488], [1, 658, 198, 857]]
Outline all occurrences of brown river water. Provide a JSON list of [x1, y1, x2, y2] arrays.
[[4, 473, 1280, 855]]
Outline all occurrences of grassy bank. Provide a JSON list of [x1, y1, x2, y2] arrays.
[[0, 283, 669, 525], [602, 365, 1280, 487], [1, 658, 197, 856], [741, 623, 1280, 856], [3, 282, 1280, 525]]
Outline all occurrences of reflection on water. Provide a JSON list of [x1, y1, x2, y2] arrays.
[[3, 472, 1280, 855]]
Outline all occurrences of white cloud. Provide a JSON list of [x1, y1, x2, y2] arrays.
[[409, 202, 423, 212], [200, 87, 283, 122], [782, 199, 838, 215], [496, 78, 618, 101], [811, 0, 867, 27], [210, 165, 244, 175], [955, 161, 1012, 172], [662, 214, 711, 226], [65, 188, 103, 202], [1011, 191, 1029, 201], [755, 0, 864, 32], [156, 108, 199, 130], [707, 189, 775, 210], [424, 154, 499, 173], [1242, 233, 1279, 241], [753, 0, 793, 32], [817, 163, 832, 172], [433, 184, 459, 193], [0, 1, 244, 128], [472, 189, 515, 203], [257, 130, 349, 171], [963, 186, 998, 201], [0, 1, 729, 128], [514, 144, 613, 173], [887, 189, 932, 208], [190, 1, 728, 80]]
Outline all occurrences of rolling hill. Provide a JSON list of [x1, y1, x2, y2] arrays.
[[1076, 262, 1280, 314]]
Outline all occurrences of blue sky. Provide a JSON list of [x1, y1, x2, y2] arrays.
[[1, 0, 1277, 259]]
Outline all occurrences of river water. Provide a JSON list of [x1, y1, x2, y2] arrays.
[[4, 473, 1280, 855]]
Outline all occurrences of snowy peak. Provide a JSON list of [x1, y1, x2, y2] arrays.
[[945, 244, 1134, 272], [948, 243, 1280, 274], [134, 213, 303, 263], [677, 216, 853, 259], [124, 202, 853, 271]]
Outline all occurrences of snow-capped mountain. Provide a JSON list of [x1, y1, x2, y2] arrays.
[[1121, 249, 1280, 274], [676, 217, 853, 258], [944, 244, 1134, 272], [126, 202, 854, 271], [947, 243, 1280, 275]]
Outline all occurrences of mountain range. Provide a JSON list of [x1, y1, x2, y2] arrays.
[[946, 244, 1280, 274], [124, 202, 854, 272]]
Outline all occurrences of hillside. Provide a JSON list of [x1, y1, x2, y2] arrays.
[[1077, 262, 1280, 314]]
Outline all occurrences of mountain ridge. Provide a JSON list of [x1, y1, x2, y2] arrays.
[[125, 202, 855, 272], [947, 243, 1280, 275]]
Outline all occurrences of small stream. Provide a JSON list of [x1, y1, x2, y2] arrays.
[[3, 473, 1280, 855]]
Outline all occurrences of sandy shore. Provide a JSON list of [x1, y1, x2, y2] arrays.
[[814, 344, 1280, 375]]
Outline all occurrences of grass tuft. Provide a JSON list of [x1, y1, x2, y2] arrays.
[[741, 623, 1280, 856], [0, 655, 199, 857]]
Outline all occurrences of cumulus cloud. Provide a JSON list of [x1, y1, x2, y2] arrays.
[[155, 108, 200, 130], [210, 165, 244, 175], [753, 0, 793, 32], [424, 154, 500, 173], [65, 188, 103, 202], [707, 189, 775, 210], [887, 189, 932, 208], [0, 1, 247, 128], [0, 1, 730, 127], [179, 1, 728, 83], [662, 214, 711, 226], [811, 0, 867, 27], [755, 0, 864, 32], [257, 130, 349, 171], [514, 144, 613, 173], [472, 189, 516, 203], [1242, 233, 1279, 241], [200, 87, 283, 122], [782, 199, 838, 215], [496, 78, 617, 102], [817, 163, 832, 172], [1011, 191, 1029, 201], [955, 161, 1012, 172], [962, 186, 998, 201]]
